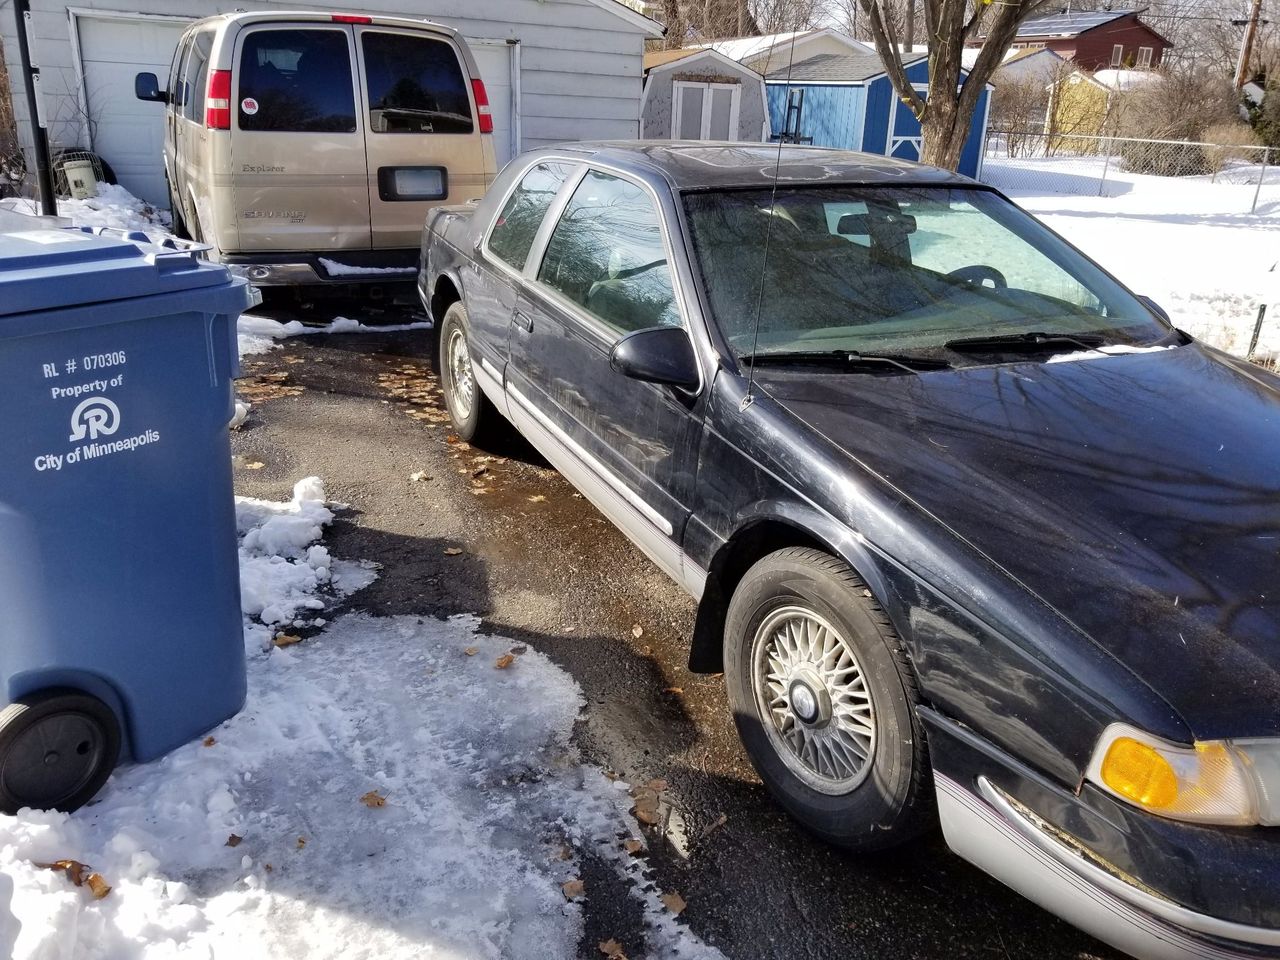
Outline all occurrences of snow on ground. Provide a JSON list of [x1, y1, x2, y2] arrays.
[[0, 184, 171, 235], [237, 315, 431, 360], [987, 154, 1280, 360], [0, 481, 721, 960]]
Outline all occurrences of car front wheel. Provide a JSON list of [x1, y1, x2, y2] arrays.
[[724, 547, 932, 850]]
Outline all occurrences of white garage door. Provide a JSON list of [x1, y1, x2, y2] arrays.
[[468, 40, 517, 168], [77, 15, 190, 206]]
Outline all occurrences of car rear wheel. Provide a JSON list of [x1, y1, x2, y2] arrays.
[[439, 301, 496, 444], [0, 690, 121, 814], [724, 547, 932, 850]]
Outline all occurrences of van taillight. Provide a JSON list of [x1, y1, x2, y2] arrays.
[[332, 14, 372, 23], [471, 79, 493, 134], [206, 69, 231, 129]]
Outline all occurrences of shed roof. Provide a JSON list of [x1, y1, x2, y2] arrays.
[[765, 50, 925, 83], [1014, 7, 1145, 38], [643, 48, 700, 70]]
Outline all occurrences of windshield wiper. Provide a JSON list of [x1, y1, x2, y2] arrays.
[[740, 350, 952, 374], [943, 331, 1106, 353]]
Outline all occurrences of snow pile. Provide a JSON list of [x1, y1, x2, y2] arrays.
[[317, 257, 416, 277], [0, 484, 722, 960], [237, 314, 432, 359], [0, 183, 171, 236]]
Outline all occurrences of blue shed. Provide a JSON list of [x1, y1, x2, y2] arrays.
[[765, 50, 991, 179]]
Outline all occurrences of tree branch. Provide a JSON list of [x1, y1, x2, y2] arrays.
[[859, 0, 928, 118]]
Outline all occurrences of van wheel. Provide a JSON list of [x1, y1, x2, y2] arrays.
[[439, 302, 496, 443], [167, 182, 189, 240], [0, 690, 121, 814], [724, 548, 932, 851]]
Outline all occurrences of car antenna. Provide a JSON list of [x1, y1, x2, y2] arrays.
[[741, 21, 800, 413]]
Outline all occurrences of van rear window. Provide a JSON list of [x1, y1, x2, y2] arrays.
[[362, 32, 473, 135], [238, 29, 356, 133]]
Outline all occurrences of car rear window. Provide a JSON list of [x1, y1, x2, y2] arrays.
[[238, 29, 356, 133], [362, 32, 473, 134]]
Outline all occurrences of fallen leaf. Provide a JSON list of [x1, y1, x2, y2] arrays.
[[634, 805, 660, 826], [471, 465, 489, 478], [631, 625, 644, 639], [273, 634, 302, 648], [35, 860, 88, 886], [510, 645, 527, 656], [647, 779, 669, 793], [463, 646, 479, 656], [527, 494, 547, 503], [203, 736, 216, 747], [660, 891, 686, 916], [598, 940, 627, 958], [264, 863, 273, 873], [86, 874, 112, 900], [226, 834, 243, 848], [296, 836, 307, 850], [640, 645, 652, 656], [244, 461, 265, 471], [623, 838, 644, 855], [360, 790, 387, 808], [562, 878, 585, 901], [663, 687, 684, 695], [495, 654, 515, 669], [699, 813, 728, 839], [443, 547, 463, 556], [554, 844, 573, 861], [409, 471, 430, 482], [445, 434, 460, 444]]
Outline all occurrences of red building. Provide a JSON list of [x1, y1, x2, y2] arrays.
[[975, 8, 1172, 71]]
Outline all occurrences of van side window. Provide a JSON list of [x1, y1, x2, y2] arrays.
[[172, 39, 192, 116], [169, 38, 188, 111], [238, 29, 356, 133], [487, 162, 575, 271], [361, 32, 473, 134], [186, 31, 214, 122]]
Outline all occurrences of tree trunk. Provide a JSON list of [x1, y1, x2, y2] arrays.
[[661, 0, 683, 48]]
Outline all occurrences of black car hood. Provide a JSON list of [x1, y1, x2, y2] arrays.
[[761, 345, 1280, 740]]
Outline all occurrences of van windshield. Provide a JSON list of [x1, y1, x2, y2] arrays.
[[682, 186, 1169, 362]]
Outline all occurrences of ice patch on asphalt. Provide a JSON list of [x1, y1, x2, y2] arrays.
[[237, 314, 432, 359], [0, 481, 724, 960]]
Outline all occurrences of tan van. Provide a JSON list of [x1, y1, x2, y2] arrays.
[[135, 11, 497, 285]]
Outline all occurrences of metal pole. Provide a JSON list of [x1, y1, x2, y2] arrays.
[[1235, 0, 1264, 89], [12, 0, 57, 215], [1098, 137, 1112, 197], [1253, 147, 1269, 214]]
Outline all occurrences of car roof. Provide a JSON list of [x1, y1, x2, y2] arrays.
[[539, 141, 975, 191]]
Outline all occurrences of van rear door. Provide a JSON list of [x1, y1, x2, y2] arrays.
[[230, 23, 370, 251], [354, 25, 493, 249]]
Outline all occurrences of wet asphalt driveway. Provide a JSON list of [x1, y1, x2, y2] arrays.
[[230, 301, 1120, 960]]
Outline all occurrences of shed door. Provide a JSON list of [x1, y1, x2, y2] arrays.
[[886, 84, 927, 161], [77, 14, 190, 204], [673, 82, 741, 140]]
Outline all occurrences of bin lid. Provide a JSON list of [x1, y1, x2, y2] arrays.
[[0, 227, 232, 318]]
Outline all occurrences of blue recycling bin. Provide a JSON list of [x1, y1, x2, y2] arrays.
[[0, 226, 252, 813]]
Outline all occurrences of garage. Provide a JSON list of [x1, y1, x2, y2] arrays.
[[5, 0, 657, 210]]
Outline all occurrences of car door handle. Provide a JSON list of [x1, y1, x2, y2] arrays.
[[514, 311, 534, 333]]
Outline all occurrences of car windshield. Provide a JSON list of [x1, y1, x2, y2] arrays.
[[682, 186, 1170, 363]]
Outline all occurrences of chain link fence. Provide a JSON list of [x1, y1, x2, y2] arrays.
[[980, 130, 1279, 214]]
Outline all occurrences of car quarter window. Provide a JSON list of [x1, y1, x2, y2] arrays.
[[536, 169, 680, 335], [486, 161, 576, 271], [361, 32, 473, 134], [187, 31, 215, 122], [238, 29, 356, 133]]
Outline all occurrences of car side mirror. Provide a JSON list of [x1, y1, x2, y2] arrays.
[[1138, 295, 1170, 323], [609, 326, 700, 390], [135, 72, 168, 103]]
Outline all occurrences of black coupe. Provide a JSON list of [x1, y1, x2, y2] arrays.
[[419, 142, 1279, 960]]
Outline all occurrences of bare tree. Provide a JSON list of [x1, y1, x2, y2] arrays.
[[857, 0, 1054, 170]]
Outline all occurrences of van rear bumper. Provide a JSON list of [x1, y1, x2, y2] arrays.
[[222, 250, 418, 286]]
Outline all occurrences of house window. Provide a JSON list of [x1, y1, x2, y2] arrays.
[[1137, 46, 1153, 68], [1111, 43, 1124, 67]]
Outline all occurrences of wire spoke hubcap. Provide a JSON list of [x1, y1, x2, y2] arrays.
[[752, 605, 876, 795], [447, 327, 475, 420]]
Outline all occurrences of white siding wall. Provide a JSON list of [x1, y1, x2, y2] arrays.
[[2, 0, 652, 176]]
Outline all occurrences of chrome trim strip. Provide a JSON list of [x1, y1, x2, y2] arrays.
[[936, 773, 1273, 960], [473, 355, 509, 420], [975, 777, 1280, 949], [508, 385, 673, 536]]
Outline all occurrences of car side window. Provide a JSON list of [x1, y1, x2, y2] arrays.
[[361, 32, 473, 134], [169, 38, 189, 112], [487, 162, 575, 271], [187, 31, 214, 122], [172, 39, 192, 116], [238, 29, 356, 133], [537, 170, 680, 335]]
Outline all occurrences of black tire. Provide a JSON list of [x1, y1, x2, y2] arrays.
[[0, 689, 121, 814], [724, 547, 932, 851], [167, 181, 189, 240], [438, 301, 496, 443]]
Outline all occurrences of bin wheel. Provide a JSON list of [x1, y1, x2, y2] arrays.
[[0, 690, 121, 814]]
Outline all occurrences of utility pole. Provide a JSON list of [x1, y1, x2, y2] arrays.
[[1235, 0, 1264, 89], [12, 0, 57, 215]]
